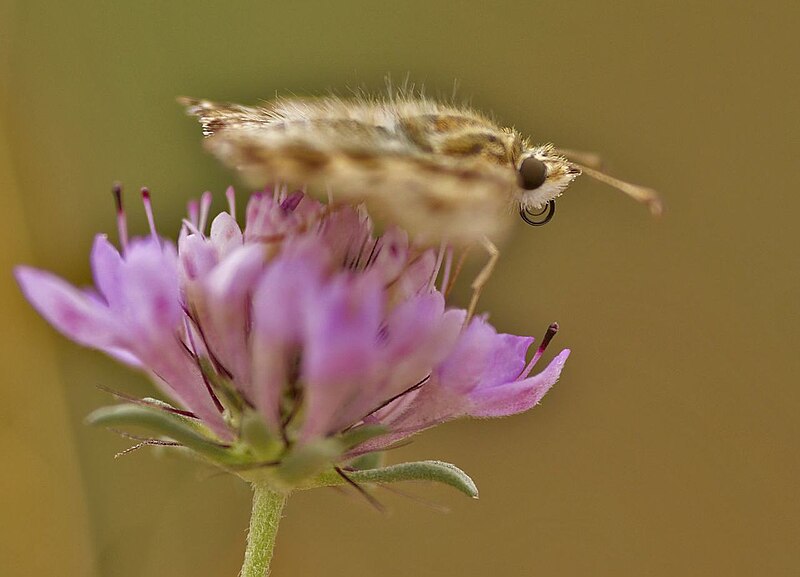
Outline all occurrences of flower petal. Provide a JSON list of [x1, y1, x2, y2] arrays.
[[200, 243, 266, 386], [178, 232, 218, 282], [209, 211, 243, 258], [301, 273, 385, 437], [467, 349, 570, 417], [435, 316, 497, 395], [482, 332, 535, 388], [368, 227, 409, 285], [115, 238, 181, 341], [90, 234, 123, 307], [15, 266, 119, 349], [379, 293, 460, 395], [250, 250, 327, 429]]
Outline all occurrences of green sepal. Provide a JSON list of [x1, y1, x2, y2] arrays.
[[274, 439, 341, 486], [348, 451, 385, 471], [86, 403, 245, 466], [303, 460, 479, 499], [272, 425, 387, 486], [239, 410, 283, 461], [337, 425, 387, 452]]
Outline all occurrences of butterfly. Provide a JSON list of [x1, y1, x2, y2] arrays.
[[179, 93, 661, 247]]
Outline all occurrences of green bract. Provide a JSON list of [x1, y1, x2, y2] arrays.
[[87, 403, 478, 498]]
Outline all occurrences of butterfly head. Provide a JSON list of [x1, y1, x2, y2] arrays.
[[515, 144, 580, 213]]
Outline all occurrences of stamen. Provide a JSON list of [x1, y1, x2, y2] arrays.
[[250, 193, 271, 236], [140, 187, 158, 239], [280, 191, 303, 213], [225, 186, 236, 221], [187, 198, 200, 228], [198, 191, 212, 234], [112, 183, 129, 252], [181, 218, 202, 236], [521, 322, 559, 378]]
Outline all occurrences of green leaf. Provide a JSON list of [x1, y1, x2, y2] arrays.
[[305, 460, 479, 499], [86, 404, 244, 466]]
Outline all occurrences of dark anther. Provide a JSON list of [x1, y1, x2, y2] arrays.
[[519, 200, 556, 226], [112, 182, 123, 212]]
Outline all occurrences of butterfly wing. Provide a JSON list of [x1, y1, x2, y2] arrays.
[[180, 98, 516, 244]]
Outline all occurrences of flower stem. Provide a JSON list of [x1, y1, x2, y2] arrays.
[[240, 483, 287, 577]]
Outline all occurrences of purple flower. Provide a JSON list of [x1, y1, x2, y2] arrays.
[[15, 185, 569, 481]]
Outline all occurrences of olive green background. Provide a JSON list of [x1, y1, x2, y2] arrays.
[[2, 1, 798, 576]]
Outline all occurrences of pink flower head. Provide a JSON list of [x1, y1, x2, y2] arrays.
[[16, 185, 569, 482]]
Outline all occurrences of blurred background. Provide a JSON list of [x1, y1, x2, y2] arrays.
[[2, 1, 798, 576]]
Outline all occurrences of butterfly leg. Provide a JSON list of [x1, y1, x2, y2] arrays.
[[466, 236, 499, 322]]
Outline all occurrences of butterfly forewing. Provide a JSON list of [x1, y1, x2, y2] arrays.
[[181, 96, 519, 244]]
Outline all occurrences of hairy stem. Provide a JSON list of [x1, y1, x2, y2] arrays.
[[240, 483, 287, 577]]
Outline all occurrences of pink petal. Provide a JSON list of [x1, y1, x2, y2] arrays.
[[115, 239, 181, 340], [301, 274, 385, 437], [368, 227, 409, 284], [378, 294, 462, 399], [178, 233, 218, 282], [201, 244, 266, 385], [390, 250, 437, 303], [317, 206, 369, 266], [435, 316, 497, 395], [146, 360, 234, 441], [302, 275, 384, 386], [90, 234, 123, 307], [250, 251, 326, 429], [468, 349, 571, 417], [15, 266, 119, 349], [209, 212, 243, 258], [482, 332, 536, 388]]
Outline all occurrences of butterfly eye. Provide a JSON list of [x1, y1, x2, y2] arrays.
[[518, 156, 548, 190]]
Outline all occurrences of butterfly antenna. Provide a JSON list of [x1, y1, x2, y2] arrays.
[[570, 161, 663, 216], [554, 148, 604, 170]]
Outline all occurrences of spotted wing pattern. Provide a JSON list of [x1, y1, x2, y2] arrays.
[[180, 97, 518, 244]]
